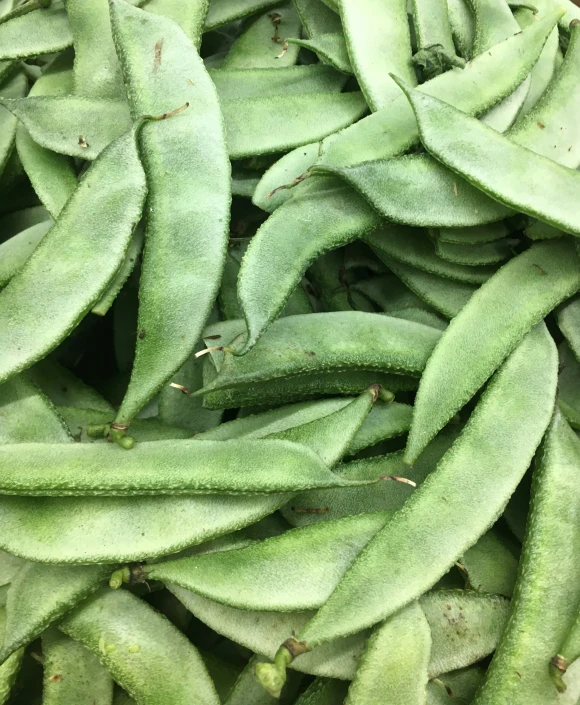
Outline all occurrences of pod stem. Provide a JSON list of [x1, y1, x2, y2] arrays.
[[109, 423, 136, 450], [550, 654, 568, 693], [254, 638, 309, 698]]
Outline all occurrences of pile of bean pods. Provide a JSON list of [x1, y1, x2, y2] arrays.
[[0, 0, 580, 703]]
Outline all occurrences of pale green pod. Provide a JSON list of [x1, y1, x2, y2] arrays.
[[293, 679, 348, 705], [0, 124, 147, 386], [405, 239, 580, 464], [293, 0, 342, 36], [0, 220, 53, 287], [470, 0, 529, 131], [42, 628, 114, 705], [380, 257, 477, 319], [447, 0, 474, 57], [240, 178, 380, 346], [475, 412, 580, 704], [91, 224, 144, 317], [61, 589, 220, 705], [285, 428, 461, 526], [345, 401, 413, 455], [0, 553, 25, 589], [65, 0, 125, 99], [223, 92, 368, 159], [145, 0, 209, 47], [0, 563, 108, 664], [222, 4, 301, 69], [558, 295, 580, 362], [0, 437, 374, 496], [352, 275, 435, 316], [231, 167, 261, 197], [344, 602, 431, 705], [0, 608, 22, 705], [0, 205, 50, 238], [205, 0, 283, 29], [113, 688, 136, 705], [286, 33, 352, 73], [435, 237, 511, 266], [514, 8, 559, 118], [176, 587, 510, 681], [438, 223, 509, 244], [15, 52, 77, 220], [144, 511, 391, 611], [460, 530, 518, 597], [0, 72, 26, 176], [558, 342, 580, 429], [0, 1, 72, 60], [366, 227, 495, 285], [338, 0, 416, 111], [110, 0, 231, 429], [199, 311, 442, 391], [210, 65, 348, 100], [318, 154, 513, 228], [307, 249, 374, 313], [395, 78, 580, 236], [272, 324, 556, 654], [438, 666, 486, 702], [28, 359, 114, 413], [412, 0, 458, 68]]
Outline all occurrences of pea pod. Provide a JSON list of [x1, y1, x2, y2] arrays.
[[257, 323, 556, 685], [109, 0, 231, 433], [460, 530, 518, 597], [209, 65, 348, 100], [175, 587, 509, 681], [411, 0, 460, 78], [0, 122, 147, 386], [0, 72, 27, 177], [0, 608, 22, 705], [337, 0, 416, 111], [438, 224, 509, 245], [0, 219, 52, 287], [145, 0, 209, 47], [198, 311, 442, 392], [0, 1, 72, 60], [293, 0, 342, 36], [380, 258, 478, 319], [224, 655, 301, 705], [557, 342, 580, 429], [0, 437, 376, 496], [405, 239, 580, 464], [15, 52, 77, 220], [0, 563, 109, 664], [557, 295, 580, 362], [394, 76, 580, 236], [205, 0, 282, 29], [238, 12, 560, 350], [475, 412, 580, 704], [60, 588, 220, 705], [342, 602, 431, 705], [286, 34, 352, 73], [65, 0, 124, 100], [142, 511, 391, 611], [222, 4, 301, 69], [447, 0, 475, 58], [435, 237, 511, 267], [42, 629, 114, 705]]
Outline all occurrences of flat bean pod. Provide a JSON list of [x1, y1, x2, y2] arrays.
[[0, 608, 22, 704], [0, 438, 372, 495], [338, 0, 416, 111], [42, 629, 114, 705], [380, 258, 478, 318], [0, 220, 52, 287], [110, 0, 231, 430], [0, 73, 26, 176], [198, 312, 442, 393], [461, 530, 518, 597], [557, 342, 580, 429], [342, 602, 431, 705], [293, 679, 348, 705], [293, 0, 342, 36], [60, 588, 221, 705], [0, 1, 72, 60], [435, 237, 511, 265], [259, 324, 556, 675], [286, 34, 352, 73], [222, 4, 301, 69], [406, 239, 580, 464], [28, 360, 114, 413], [0, 563, 109, 664], [395, 78, 580, 236], [0, 124, 147, 386], [474, 412, 580, 704], [205, 0, 283, 29], [558, 295, 580, 361], [145, 0, 209, 47]]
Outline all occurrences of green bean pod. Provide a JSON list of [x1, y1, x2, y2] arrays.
[[342, 602, 431, 705], [406, 239, 580, 464], [145, 0, 209, 47], [0, 72, 26, 176], [0, 1, 72, 60], [110, 0, 231, 431], [558, 294, 580, 362], [293, 0, 342, 36], [60, 588, 220, 705], [42, 628, 114, 705], [0, 220, 53, 287], [257, 323, 556, 682], [474, 411, 580, 703], [0, 122, 147, 386], [338, 0, 416, 111], [557, 342, 580, 429], [286, 34, 352, 73], [461, 530, 518, 597], [0, 563, 109, 664], [204, 0, 282, 29]]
